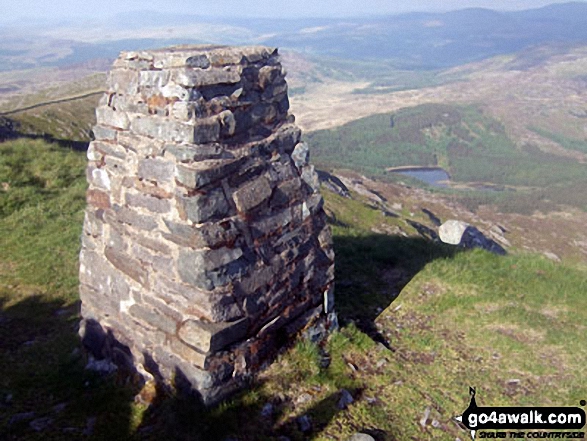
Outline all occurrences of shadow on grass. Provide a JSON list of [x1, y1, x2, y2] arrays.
[[0, 293, 143, 440], [135, 384, 346, 441], [0, 292, 346, 440], [333, 233, 462, 348], [0, 115, 89, 152]]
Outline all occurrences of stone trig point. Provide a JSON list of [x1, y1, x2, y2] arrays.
[[78, 45, 335, 405]]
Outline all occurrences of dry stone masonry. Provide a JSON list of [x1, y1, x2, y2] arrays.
[[78, 45, 335, 405]]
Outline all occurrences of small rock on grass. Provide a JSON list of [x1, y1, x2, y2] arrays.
[[420, 406, 431, 427], [261, 402, 274, 418], [9, 412, 35, 425], [83, 416, 97, 436], [296, 392, 312, 405], [52, 403, 67, 413], [297, 414, 312, 432], [348, 434, 376, 441], [30, 417, 53, 432], [337, 389, 354, 410]]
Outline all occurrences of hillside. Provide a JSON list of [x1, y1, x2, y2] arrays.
[[0, 137, 585, 440], [306, 103, 587, 215]]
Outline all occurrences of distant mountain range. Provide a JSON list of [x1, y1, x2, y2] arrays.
[[265, 2, 587, 68], [2, 2, 587, 70]]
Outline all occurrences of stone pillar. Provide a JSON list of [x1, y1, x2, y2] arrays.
[[78, 45, 335, 405]]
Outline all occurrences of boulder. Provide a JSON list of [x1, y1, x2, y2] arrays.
[[439, 220, 506, 255], [347, 434, 376, 441]]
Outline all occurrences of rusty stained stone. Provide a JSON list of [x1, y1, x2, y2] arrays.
[[87, 189, 111, 209]]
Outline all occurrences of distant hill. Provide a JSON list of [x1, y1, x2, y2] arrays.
[[268, 3, 587, 68], [3, 2, 587, 71]]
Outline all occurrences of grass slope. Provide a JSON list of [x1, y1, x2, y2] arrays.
[[0, 138, 585, 440]]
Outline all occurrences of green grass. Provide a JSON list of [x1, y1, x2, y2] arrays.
[[1, 137, 586, 440], [315, 194, 587, 439], [0, 138, 87, 291]]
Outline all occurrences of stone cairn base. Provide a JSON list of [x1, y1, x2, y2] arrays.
[[78, 45, 335, 405]]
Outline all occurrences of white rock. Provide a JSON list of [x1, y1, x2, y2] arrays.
[[439, 219, 469, 245]]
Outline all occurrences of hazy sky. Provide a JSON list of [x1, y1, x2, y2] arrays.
[[1, 0, 586, 21]]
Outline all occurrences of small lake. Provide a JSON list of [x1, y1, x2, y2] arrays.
[[389, 167, 451, 188]]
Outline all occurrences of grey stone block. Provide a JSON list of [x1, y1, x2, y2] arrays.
[[108, 69, 140, 95], [169, 338, 208, 368], [301, 164, 320, 193], [92, 125, 118, 142], [178, 247, 250, 291], [175, 158, 244, 190], [93, 141, 127, 160], [96, 106, 130, 130], [218, 110, 236, 137], [270, 178, 302, 207], [209, 48, 245, 66], [139, 70, 170, 88], [250, 206, 293, 239], [291, 142, 309, 169], [129, 304, 177, 334], [131, 116, 195, 143], [110, 205, 158, 231], [87, 166, 111, 191], [162, 218, 239, 249], [138, 158, 174, 183], [172, 66, 241, 88], [105, 246, 149, 286], [129, 232, 171, 255], [164, 143, 228, 162], [258, 65, 282, 89], [232, 175, 273, 213], [323, 285, 335, 314], [176, 187, 230, 224], [192, 117, 221, 144], [125, 192, 171, 214], [178, 317, 248, 353], [186, 54, 210, 69]]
